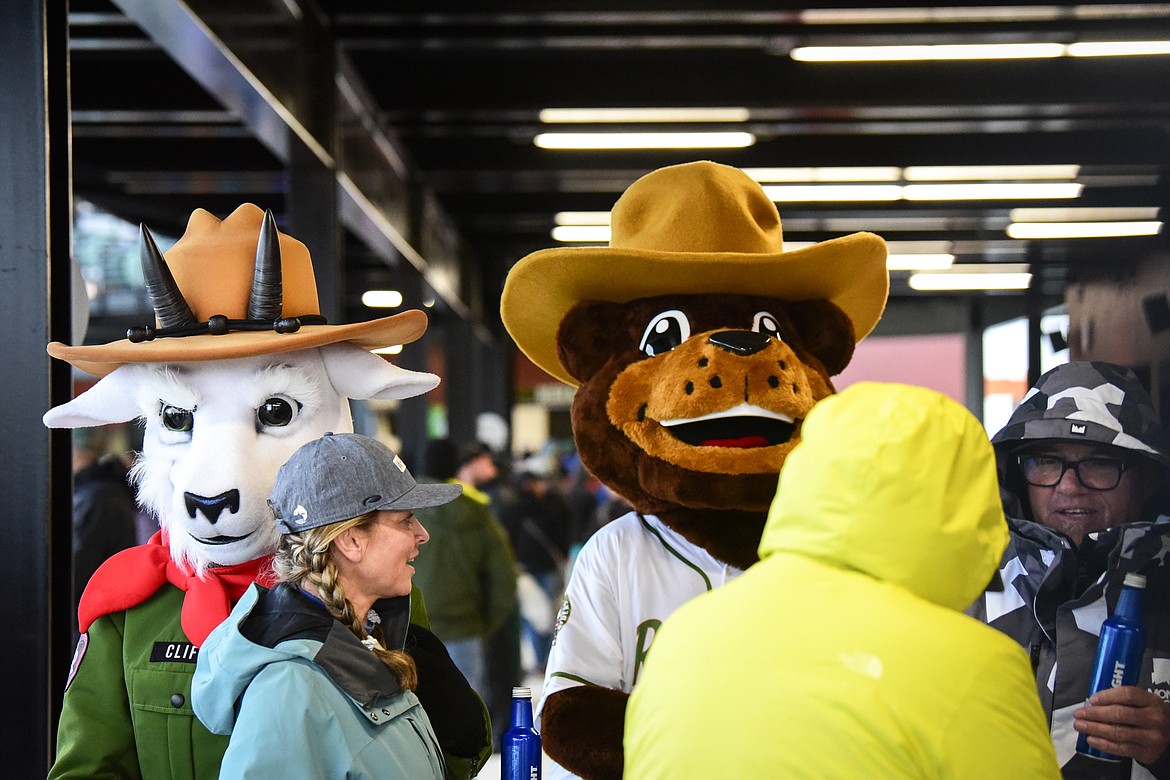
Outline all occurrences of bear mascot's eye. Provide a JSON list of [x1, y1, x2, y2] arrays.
[[639, 309, 691, 357], [257, 396, 300, 428], [161, 404, 194, 432], [752, 311, 787, 343]]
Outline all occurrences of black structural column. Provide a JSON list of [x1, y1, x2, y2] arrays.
[[443, 315, 480, 447], [392, 271, 431, 461], [1, 1, 74, 775], [964, 297, 985, 421], [286, 11, 341, 324], [289, 135, 341, 322]]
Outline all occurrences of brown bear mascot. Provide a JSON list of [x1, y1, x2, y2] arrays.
[[500, 161, 889, 779]]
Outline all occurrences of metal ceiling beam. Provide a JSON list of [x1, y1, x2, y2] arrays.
[[106, 0, 481, 328]]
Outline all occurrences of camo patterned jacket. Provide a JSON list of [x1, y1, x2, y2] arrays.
[[969, 361, 1170, 779]]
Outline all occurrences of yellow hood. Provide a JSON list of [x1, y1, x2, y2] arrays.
[[759, 382, 1007, 612]]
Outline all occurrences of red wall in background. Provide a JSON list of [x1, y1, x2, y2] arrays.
[[834, 333, 967, 404]]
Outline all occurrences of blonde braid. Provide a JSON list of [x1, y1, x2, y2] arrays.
[[273, 515, 418, 690]]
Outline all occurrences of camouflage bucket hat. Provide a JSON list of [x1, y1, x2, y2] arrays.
[[991, 361, 1170, 466]]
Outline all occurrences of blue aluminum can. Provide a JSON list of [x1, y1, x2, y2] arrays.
[[1076, 573, 1146, 761], [502, 686, 542, 780]]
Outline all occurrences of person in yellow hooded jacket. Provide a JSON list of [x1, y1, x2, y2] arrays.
[[624, 382, 1061, 779]]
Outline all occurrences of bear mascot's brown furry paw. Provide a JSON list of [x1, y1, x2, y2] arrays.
[[500, 161, 889, 779]]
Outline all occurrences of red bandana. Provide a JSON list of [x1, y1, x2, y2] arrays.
[[77, 530, 276, 646]]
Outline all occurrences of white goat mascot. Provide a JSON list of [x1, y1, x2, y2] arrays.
[[43, 204, 467, 780]]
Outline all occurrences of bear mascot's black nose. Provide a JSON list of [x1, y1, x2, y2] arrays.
[[708, 330, 772, 356]]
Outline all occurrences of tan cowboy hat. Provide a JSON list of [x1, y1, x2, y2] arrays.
[[48, 204, 428, 377], [500, 160, 889, 386]]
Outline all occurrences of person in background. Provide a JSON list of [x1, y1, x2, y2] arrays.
[[560, 452, 599, 567], [458, 441, 501, 494], [969, 361, 1170, 777], [624, 382, 1061, 779], [412, 438, 519, 697], [463, 441, 526, 753], [70, 426, 139, 628], [192, 432, 483, 780], [498, 466, 572, 672]]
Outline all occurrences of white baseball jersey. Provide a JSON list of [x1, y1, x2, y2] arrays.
[[537, 511, 743, 779]]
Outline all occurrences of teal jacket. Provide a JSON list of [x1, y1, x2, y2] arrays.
[[194, 584, 446, 780]]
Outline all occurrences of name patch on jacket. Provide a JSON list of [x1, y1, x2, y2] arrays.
[[151, 641, 199, 663]]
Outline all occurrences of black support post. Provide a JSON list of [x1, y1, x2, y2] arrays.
[[1, 1, 74, 775]]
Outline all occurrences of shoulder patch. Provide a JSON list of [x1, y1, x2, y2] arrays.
[[65, 633, 88, 692], [552, 595, 571, 646]]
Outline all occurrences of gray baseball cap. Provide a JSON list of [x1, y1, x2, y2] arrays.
[[269, 432, 462, 533]]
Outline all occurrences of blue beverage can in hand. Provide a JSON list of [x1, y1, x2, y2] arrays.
[[1076, 572, 1147, 761], [502, 686, 541, 780]]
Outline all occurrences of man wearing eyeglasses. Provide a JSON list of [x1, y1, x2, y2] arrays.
[[969, 361, 1170, 778]]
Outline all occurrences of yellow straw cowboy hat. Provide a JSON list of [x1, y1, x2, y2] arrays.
[[48, 203, 428, 377], [500, 160, 889, 387]]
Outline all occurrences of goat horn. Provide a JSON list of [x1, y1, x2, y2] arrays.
[[140, 224, 197, 329], [247, 209, 283, 321]]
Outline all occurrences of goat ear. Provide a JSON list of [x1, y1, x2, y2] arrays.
[[43, 366, 143, 428], [321, 342, 440, 401]]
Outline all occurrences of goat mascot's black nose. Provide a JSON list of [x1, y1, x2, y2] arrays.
[[184, 490, 241, 524]]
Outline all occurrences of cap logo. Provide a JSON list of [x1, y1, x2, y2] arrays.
[[392, 455, 407, 472], [362, 494, 383, 506], [293, 505, 309, 525], [1070, 423, 1087, 435]]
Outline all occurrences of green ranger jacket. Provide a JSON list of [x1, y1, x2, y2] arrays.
[[50, 585, 226, 780]]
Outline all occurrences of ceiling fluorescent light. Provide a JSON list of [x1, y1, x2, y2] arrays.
[[762, 184, 903, 201], [910, 272, 1032, 290], [539, 107, 750, 123], [790, 43, 1065, 61], [884, 240, 953, 254], [947, 263, 1031, 275], [909, 262, 1031, 290], [888, 254, 955, 271], [533, 132, 755, 150], [1006, 221, 1163, 239], [822, 216, 955, 231], [744, 166, 903, 182], [1010, 207, 1160, 222], [1068, 40, 1170, 56], [552, 225, 611, 242], [903, 182, 1082, 200], [361, 290, 403, 308], [555, 211, 610, 226], [904, 164, 1080, 181], [762, 182, 1081, 202], [799, 7, 1067, 24]]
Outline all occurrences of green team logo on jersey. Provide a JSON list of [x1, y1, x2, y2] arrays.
[[633, 618, 662, 685], [552, 595, 571, 646]]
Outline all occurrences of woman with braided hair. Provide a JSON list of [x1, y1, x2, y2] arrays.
[[192, 433, 465, 779]]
